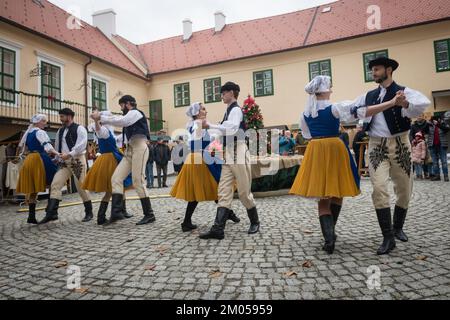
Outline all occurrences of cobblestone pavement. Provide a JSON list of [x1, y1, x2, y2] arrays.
[[0, 177, 449, 300]]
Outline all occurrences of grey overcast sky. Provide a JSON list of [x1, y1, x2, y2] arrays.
[[49, 0, 337, 44]]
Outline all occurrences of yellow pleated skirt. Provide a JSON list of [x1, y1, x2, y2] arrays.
[[82, 153, 118, 193], [289, 137, 360, 199], [170, 152, 218, 202], [16, 153, 46, 194]]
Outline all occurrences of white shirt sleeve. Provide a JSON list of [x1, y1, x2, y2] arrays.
[[101, 110, 143, 128], [96, 126, 111, 140], [401, 88, 431, 119], [299, 114, 312, 140], [208, 107, 242, 136], [36, 129, 56, 153], [331, 95, 367, 122], [69, 126, 88, 158]]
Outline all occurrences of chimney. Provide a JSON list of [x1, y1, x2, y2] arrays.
[[183, 19, 193, 41], [92, 9, 116, 39], [214, 11, 226, 32]]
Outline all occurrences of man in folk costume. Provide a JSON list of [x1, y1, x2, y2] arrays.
[[40, 108, 93, 224], [17, 114, 59, 224], [351, 57, 431, 255], [199, 82, 260, 240], [91, 95, 155, 225], [82, 111, 133, 225]]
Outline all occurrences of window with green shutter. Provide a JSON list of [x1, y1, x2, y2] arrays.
[[92, 78, 107, 111], [308, 59, 332, 81], [434, 39, 450, 72], [41, 61, 61, 110], [204, 77, 221, 103], [0, 47, 16, 103], [253, 70, 274, 97], [174, 82, 190, 107], [363, 50, 389, 82]]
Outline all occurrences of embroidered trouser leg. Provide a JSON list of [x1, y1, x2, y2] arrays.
[[50, 156, 90, 202], [368, 133, 413, 210], [112, 139, 149, 198], [218, 142, 256, 210]]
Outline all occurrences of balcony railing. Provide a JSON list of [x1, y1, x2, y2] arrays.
[[0, 89, 167, 134]]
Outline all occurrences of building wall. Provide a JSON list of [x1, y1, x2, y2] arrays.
[[1, 19, 450, 138], [148, 20, 450, 135], [0, 21, 148, 128]]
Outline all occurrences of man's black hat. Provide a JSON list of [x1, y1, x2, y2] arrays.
[[220, 82, 240, 93], [119, 95, 137, 105], [368, 57, 399, 71], [59, 108, 75, 117]]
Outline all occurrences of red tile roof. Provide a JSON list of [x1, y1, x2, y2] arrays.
[[0, 0, 146, 78], [134, 0, 450, 74], [113, 34, 148, 70], [1, 0, 449, 77]]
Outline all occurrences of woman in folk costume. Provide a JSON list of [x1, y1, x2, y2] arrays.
[[170, 102, 240, 232], [82, 111, 133, 225], [17, 114, 59, 224], [289, 75, 405, 254]]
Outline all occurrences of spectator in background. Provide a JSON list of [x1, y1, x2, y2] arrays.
[[146, 140, 155, 189], [172, 137, 187, 175], [153, 137, 171, 188], [426, 115, 449, 182], [279, 130, 295, 155], [352, 122, 368, 171], [295, 130, 307, 145], [411, 132, 427, 180]]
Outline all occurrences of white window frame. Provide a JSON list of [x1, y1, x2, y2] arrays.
[[88, 71, 110, 111], [0, 37, 23, 107], [36, 51, 65, 114]]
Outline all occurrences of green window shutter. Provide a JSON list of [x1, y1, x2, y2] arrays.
[[0, 47, 16, 103], [363, 50, 389, 82], [434, 39, 450, 72], [253, 69, 274, 97]]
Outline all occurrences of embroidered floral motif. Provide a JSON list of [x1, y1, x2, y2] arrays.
[[70, 158, 83, 180], [394, 137, 412, 177], [369, 139, 389, 171]]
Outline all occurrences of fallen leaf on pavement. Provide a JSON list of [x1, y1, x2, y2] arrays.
[[283, 271, 297, 277], [54, 261, 68, 268], [144, 265, 156, 271], [74, 287, 89, 294], [209, 269, 223, 278], [416, 255, 428, 261], [302, 229, 314, 234], [302, 260, 314, 268]]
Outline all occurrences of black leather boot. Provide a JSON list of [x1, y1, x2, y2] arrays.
[[376, 208, 396, 255], [181, 201, 198, 232], [393, 206, 408, 242], [199, 207, 229, 240], [122, 198, 133, 219], [136, 197, 156, 225], [247, 207, 260, 234], [97, 201, 109, 225], [39, 199, 60, 224], [319, 215, 335, 254], [109, 194, 125, 223], [330, 203, 341, 241], [82, 201, 94, 222], [27, 203, 38, 224], [227, 209, 241, 223]]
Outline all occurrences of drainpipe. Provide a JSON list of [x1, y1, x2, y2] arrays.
[[84, 56, 93, 127]]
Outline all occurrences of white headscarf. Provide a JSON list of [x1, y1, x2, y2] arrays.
[[19, 114, 47, 148], [186, 102, 202, 129], [88, 111, 114, 143], [304, 75, 332, 118]]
